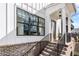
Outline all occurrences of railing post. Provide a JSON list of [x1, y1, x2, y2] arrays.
[[65, 33, 67, 45], [38, 42, 41, 55]]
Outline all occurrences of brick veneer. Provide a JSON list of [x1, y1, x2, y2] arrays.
[[0, 43, 35, 56]]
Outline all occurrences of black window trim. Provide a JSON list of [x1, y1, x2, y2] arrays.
[[16, 7, 45, 36]]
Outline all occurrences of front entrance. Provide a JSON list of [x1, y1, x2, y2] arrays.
[[50, 9, 63, 43], [51, 19, 62, 43]]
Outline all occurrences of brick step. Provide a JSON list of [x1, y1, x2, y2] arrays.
[[39, 42, 66, 56], [41, 51, 50, 56], [48, 42, 57, 46], [44, 48, 53, 52], [46, 45, 57, 51], [44, 49, 57, 55], [46, 45, 63, 52]]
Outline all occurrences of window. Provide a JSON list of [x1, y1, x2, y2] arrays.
[[17, 8, 45, 36]]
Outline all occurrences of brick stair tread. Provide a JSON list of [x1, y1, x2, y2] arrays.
[[44, 49, 57, 54], [39, 42, 66, 56], [48, 43, 57, 46], [41, 51, 50, 56], [44, 48, 53, 52], [46, 45, 57, 51]]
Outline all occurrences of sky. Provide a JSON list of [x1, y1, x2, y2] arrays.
[[72, 3, 79, 28]]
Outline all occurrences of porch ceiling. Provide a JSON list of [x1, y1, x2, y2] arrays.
[[50, 3, 76, 21], [50, 9, 60, 21]]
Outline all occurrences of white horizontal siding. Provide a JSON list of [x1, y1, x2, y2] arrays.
[[0, 3, 46, 46], [0, 3, 6, 39]]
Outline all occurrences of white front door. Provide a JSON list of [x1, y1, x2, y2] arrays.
[[51, 19, 62, 42], [51, 20, 56, 42], [56, 19, 62, 40]]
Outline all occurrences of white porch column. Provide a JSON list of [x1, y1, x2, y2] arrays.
[[68, 16, 71, 33], [62, 7, 66, 34], [61, 7, 66, 43]]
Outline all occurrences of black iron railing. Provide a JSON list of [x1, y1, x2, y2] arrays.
[[56, 33, 65, 55], [22, 33, 50, 56]]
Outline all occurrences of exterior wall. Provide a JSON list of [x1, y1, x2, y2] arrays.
[[16, 3, 67, 43], [0, 30, 44, 46], [0, 3, 16, 39], [0, 3, 6, 39], [0, 3, 66, 45], [7, 4, 15, 34], [0, 3, 45, 46], [0, 3, 75, 47], [0, 3, 76, 56]]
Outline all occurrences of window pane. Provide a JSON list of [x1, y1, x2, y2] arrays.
[[30, 14, 38, 22], [30, 14, 34, 21], [17, 8, 23, 18], [22, 11, 26, 19], [24, 24, 29, 31], [30, 26, 37, 32], [24, 24, 29, 35], [17, 16, 24, 22], [35, 16, 38, 22], [30, 21, 38, 26], [39, 23, 44, 27], [39, 27, 44, 35], [39, 18, 44, 24], [24, 12, 29, 23], [30, 26, 38, 35], [17, 23, 24, 35]]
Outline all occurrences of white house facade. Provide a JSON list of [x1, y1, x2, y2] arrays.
[[0, 3, 76, 56]]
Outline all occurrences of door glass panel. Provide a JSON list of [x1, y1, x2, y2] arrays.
[[51, 21, 56, 39]]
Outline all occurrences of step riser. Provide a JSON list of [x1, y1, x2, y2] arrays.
[[39, 43, 65, 56]]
